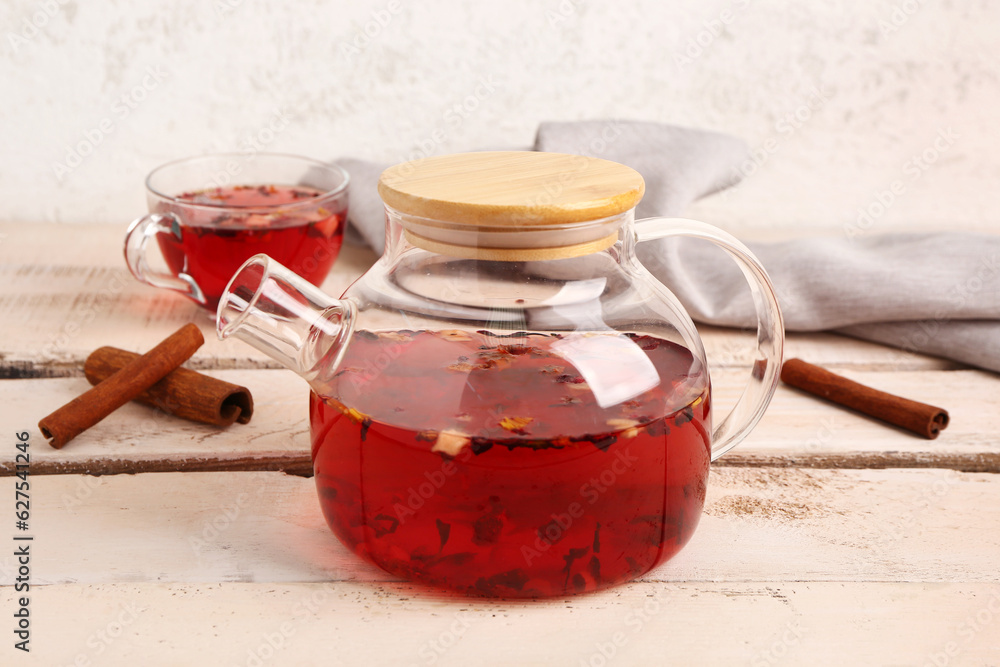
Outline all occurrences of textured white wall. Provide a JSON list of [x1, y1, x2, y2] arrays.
[[2, 0, 998, 237]]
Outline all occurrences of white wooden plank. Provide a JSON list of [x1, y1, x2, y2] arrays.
[[0, 223, 957, 373], [3, 581, 999, 666], [3, 367, 996, 474], [2, 468, 997, 588]]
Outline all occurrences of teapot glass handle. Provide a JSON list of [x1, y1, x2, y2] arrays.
[[635, 217, 784, 461]]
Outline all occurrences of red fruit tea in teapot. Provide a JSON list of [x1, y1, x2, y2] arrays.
[[310, 328, 711, 598]]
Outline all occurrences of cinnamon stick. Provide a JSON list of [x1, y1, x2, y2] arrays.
[[780, 358, 949, 439], [39, 324, 204, 449], [84, 347, 253, 427]]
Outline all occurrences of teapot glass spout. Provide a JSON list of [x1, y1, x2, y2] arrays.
[[216, 254, 355, 398]]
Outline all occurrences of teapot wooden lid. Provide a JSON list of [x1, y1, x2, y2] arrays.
[[378, 151, 645, 226]]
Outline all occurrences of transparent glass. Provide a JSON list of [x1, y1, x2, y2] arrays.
[[124, 153, 349, 311], [217, 206, 784, 598]]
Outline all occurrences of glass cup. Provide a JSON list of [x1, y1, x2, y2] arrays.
[[124, 153, 349, 311]]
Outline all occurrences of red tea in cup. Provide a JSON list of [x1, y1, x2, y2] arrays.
[[125, 154, 349, 311], [156, 184, 344, 311]]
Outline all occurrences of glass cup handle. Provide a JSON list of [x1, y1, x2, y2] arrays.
[[123, 213, 205, 305], [635, 217, 785, 461]]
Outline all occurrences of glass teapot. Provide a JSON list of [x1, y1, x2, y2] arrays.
[[216, 151, 784, 598]]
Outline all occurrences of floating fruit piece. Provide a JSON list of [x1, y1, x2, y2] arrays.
[[311, 215, 341, 238], [478, 348, 515, 363], [438, 329, 473, 342], [499, 416, 533, 433], [554, 396, 581, 406], [326, 398, 349, 413], [345, 407, 370, 424], [477, 357, 512, 371], [243, 214, 273, 228], [378, 331, 411, 342], [497, 344, 531, 355], [432, 430, 470, 457], [446, 362, 476, 372], [606, 418, 641, 439]]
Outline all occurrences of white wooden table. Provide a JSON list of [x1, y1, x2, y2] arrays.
[[2, 223, 999, 666]]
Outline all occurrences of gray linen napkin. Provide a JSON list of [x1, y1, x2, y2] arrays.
[[335, 121, 1000, 373]]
